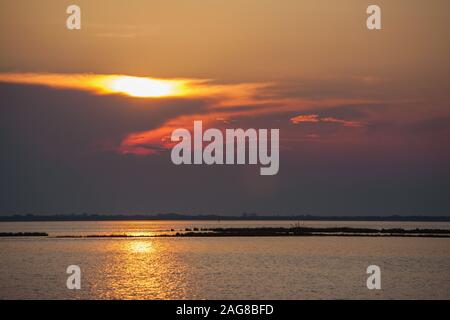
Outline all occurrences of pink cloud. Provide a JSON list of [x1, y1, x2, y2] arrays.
[[321, 117, 366, 127], [290, 114, 320, 124], [290, 114, 366, 128]]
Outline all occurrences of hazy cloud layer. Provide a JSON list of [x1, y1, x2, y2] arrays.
[[1, 74, 449, 215]]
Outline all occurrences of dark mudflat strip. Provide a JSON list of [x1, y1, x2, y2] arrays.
[[49, 227, 450, 238], [4, 227, 449, 239], [202, 227, 450, 234], [0, 232, 48, 237], [175, 227, 450, 238], [177, 232, 450, 238]]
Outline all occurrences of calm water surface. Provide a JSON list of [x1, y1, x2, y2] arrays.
[[1, 221, 449, 299]]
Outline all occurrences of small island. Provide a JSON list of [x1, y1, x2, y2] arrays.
[[0, 232, 48, 237], [2, 226, 450, 238], [174, 226, 450, 238]]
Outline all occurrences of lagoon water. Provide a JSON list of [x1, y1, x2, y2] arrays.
[[1, 221, 450, 299]]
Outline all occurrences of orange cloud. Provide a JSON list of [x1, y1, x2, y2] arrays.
[[290, 114, 320, 124], [0, 72, 270, 101], [0, 72, 375, 155], [290, 114, 366, 128], [321, 117, 366, 128], [0, 73, 204, 98]]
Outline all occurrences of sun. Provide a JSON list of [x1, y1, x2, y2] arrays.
[[107, 76, 180, 98]]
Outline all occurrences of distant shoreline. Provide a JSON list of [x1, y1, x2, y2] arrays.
[[1, 214, 450, 222]]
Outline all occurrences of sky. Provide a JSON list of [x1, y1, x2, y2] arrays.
[[0, 0, 449, 216]]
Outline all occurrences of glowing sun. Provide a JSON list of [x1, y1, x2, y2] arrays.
[[107, 76, 182, 97]]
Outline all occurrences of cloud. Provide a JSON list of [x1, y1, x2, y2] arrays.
[[0, 73, 201, 98], [290, 114, 366, 128], [290, 114, 320, 124], [84, 23, 162, 39], [0, 72, 377, 155], [2, 76, 449, 215]]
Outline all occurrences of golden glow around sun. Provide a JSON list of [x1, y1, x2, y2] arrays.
[[0, 73, 268, 101], [106, 76, 182, 98], [0, 73, 194, 99]]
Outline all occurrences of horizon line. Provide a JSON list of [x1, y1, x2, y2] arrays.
[[1, 213, 449, 222]]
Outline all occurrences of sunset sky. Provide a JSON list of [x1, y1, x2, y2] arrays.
[[0, 0, 449, 215]]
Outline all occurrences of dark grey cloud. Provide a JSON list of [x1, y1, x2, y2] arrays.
[[1, 83, 449, 216]]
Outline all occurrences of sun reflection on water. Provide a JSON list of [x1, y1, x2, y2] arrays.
[[90, 238, 190, 300], [128, 240, 154, 253]]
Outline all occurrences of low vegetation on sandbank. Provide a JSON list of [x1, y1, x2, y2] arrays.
[[0, 232, 48, 237], [2, 227, 450, 238]]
